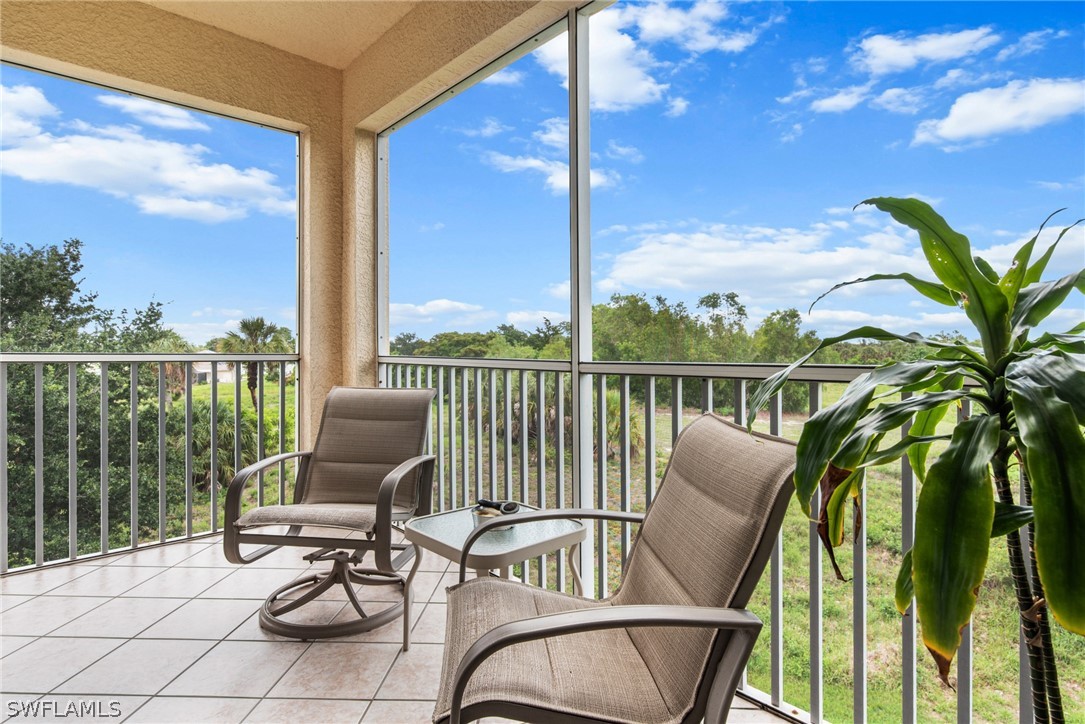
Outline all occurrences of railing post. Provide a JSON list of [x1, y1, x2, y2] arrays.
[[0, 361, 7, 572], [769, 392, 784, 707], [100, 362, 109, 555], [130, 363, 139, 550], [35, 363, 44, 566], [902, 391, 917, 724], [809, 382, 824, 723]]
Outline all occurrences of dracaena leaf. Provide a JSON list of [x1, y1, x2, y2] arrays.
[[1008, 381, 1085, 635], [974, 255, 1000, 284], [907, 375, 964, 482], [1011, 269, 1085, 339], [856, 434, 951, 469], [1000, 209, 1065, 304], [913, 415, 999, 685], [809, 273, 960, 313], [794, 382, 877, 515], [1007, 351, 1085, 424], [991, 502, 1033, 538], [835, 391, 966, 470], [1024, 216, 1084, 285], [860, 197, 1011, 362], [896, 549, 914, 615]]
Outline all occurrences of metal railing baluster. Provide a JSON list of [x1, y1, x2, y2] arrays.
[[449, 368, 458, 509], [957, 400, 973, 724], [556, 372, 566, 592], [536, 370, 547, 588], [211, 363, 219, 532], [185, 362, 193, 536], [68, 364, 77, 560], [461, 368, 469, 507], [519, 370, 529, 583], [158, 363, 166, 544], [130, 363, 139, 550], [809, 382, 824, 723], [35, 364, 44, 565], [619, 375, 631, 567], [0, 362, 7, 572], [437, 367, 446, 511], [645, 376, 655, 507], [475, 367, 483, 503], [596, 374, 607, 597], [279, 361, 287, 505], [671, 377, 682, 443], [488, 369, 497, 501], [769, 391, 783, 707], [257, 364, 265, 507], [504, 369, 513, 502], [100, 362, 109, 555], [902, 391, 917, 724]]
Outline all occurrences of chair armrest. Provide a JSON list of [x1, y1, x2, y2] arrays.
[[459, 508, 645, 582], [375, 454, 437, 534], [223, 451, 311, 564], [447, 605, 762, 724]]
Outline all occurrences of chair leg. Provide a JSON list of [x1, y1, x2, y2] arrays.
[[259, 551, 408, 640]]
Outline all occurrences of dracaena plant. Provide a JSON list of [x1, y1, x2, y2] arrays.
[[747, 197, 1083, 722]]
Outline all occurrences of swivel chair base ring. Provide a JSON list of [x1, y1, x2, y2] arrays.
[[258, 546, 422, 645]]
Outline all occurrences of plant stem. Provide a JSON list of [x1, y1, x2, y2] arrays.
[[992, 451, 1048, 722], [1022, 464, 1064, 723]]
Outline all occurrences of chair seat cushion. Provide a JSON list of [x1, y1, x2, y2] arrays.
[[235, 503, 409, 532], [433, 577, 675, 724]]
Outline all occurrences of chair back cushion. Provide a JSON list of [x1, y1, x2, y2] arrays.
[[302, 387, 435, 510], [611, 413, 795, 716]]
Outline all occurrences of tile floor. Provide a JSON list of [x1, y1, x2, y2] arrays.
[[1, 535, 784, 723]]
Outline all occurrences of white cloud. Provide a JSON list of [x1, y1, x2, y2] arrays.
[[1, 84, 295, 223], [506, 309, 570, 328], [913, 78, 1085, 148], [996, 29, 1070, 62], [811, 84, 871, 113], [389, 299, 487, 326], [482, 68, 525, 86], [0, 85, 59, 143], [852, 27, 1001, 75], [97, 95, 210, 131], [419, 222, 446, 233], [665, 97, 690, 117], [167, 319, 244, 343], [533, 117, 568, 150], [460, 117, 511, 138], [583, 9, 668, 112], [483, 151, 619, 194], [606, 140, 644, 163], [871, 87, 925, 114], [933, 68, 1011, 90], [780, 123, 803, 143], [545, 280, 571, 299], [624, 0, 773, 54], [191, 306, 245, 318]]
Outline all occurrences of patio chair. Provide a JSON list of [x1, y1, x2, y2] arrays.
[[224, 386, 436, 648], [434, 413, 796, 724]]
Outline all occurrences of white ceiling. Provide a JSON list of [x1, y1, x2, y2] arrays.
[[145, 1, 419, 69]]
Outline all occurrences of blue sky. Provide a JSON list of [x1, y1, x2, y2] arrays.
[[2, 1, 1083, 352], [0, 65, 298, 346], [389, 0, 1085, 343]]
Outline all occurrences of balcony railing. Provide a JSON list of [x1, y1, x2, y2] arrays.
[[0, 353, 299, 573], [378, 355, 1034, 724]]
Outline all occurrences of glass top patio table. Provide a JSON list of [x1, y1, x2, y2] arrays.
[[404, 504, 586, 587]]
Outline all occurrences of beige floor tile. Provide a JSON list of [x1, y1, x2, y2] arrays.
[[120, 566, 234, 598], [0, 637, 123, 693], [43, 566, 166, 597], [268, 642, 400, 699], [244, 698, 369, 723], [226, 601, 346, 642], [197, 568, 309, 600], [50, 598, 185, 638], [1, 636, 36, 658], [409, 549, 451, 573], [124, 696, 258, 723], [15, 695, 149, 722], [137, 598, 260, 640], [173, 546, 241, 569], [361, 699, 437, 723], [160, 641, 309, 698], [54, 639, 215, 696], [429, 572, 461, 604], [373, 644, 444, 701], [240, 546, 330, 569], [0, 595, 34, 613], [0, 566, 100, 595], [725, 708, 787, 722], [0, 596, 110, 636], [409, 604, 447, 645], [106, 541, 214, 567]]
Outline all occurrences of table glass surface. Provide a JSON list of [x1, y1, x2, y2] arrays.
[[405, 505, 584, 562]]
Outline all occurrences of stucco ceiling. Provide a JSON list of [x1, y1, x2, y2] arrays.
[[145, 1, 419, 69]]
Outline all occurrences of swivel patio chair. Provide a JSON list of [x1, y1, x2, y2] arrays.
[[224, 386, 436, 648], [433, 413, 796, 724]]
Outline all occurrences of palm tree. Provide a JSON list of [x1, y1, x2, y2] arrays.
[[215, 317, 294, 410]]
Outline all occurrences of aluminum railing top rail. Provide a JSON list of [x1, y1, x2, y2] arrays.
[[379, 355, 873, 383], [1, 353, 299, 363]]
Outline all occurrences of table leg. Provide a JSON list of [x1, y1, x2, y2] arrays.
[[569, 543, 584, 597]]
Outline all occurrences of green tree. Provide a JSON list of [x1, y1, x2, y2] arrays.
[[215, 317, 294, 410]]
